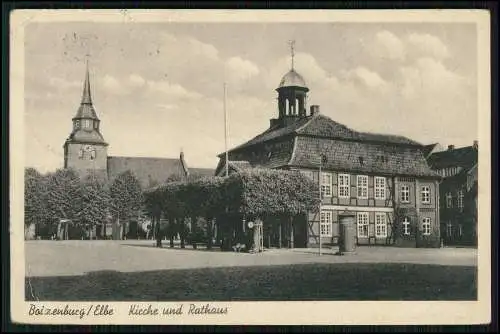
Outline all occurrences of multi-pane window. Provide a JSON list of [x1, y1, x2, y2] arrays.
[[357, 175, 368, 199], [321, 173, 332, 198], [78, 149, 84, 159], [401, 184, 410, 203], [374, 177, 386, 200], [446, 192, 453, 208], [447, 222, 453, 237], [90, 150, 96, 160], [375, 213, 387, 238], [422, 217, 431, 235], [402, 217, 411, 236], [457, 190, 464, 210], [357, 212, 369, 238], [421, 186, 430, 204], [338, 174, 350, 198], [320, 211, 332, 237], [84, 119, 91, 128]]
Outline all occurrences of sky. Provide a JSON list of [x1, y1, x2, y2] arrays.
[[24, 21, 478, 173]]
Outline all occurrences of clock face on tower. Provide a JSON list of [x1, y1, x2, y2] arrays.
[[83, 144, 95, 152]]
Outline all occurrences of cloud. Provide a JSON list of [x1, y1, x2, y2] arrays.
[[341, 67, 389, 91], [225, 56, 260, 83], [128, 74, 146, 88], [407, 33, 450, 60], [399, 57, 467, 99], [373, 30, 406, 60], [147, 79, 203, 100], [100, 74, 124, 95]]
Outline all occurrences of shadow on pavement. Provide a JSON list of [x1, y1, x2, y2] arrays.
[[25, 262, 477, 302]]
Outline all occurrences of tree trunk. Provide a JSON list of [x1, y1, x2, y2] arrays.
[[155, 215, 162, 248], [207, 217, 213, 250], [279, 220, 282, 249], [180, 218, 186, 249]]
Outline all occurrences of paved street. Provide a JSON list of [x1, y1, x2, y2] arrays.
[[25, 240, 477, 301]]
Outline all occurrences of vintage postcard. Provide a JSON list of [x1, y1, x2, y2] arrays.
[[10, 9, 491, 325]]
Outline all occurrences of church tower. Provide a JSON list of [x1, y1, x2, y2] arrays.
[[272, 41, 310, 128], [63, 61, 108, 177]]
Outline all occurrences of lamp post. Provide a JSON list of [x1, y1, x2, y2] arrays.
[[318, 154, 323, 256]]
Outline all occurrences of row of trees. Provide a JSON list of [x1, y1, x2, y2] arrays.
[[24, 167, 144, 238], [144, 168, 320, 249]]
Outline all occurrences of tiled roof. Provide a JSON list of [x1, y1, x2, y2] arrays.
[[297, 114, 422, 145], [73, 104, 99, 120], [66, 129, 107, 144], [224, 114, 422, 155], [189, 167, 216, 177], [427, 146, 478, 170], [107, 156, 187, 188], [422, 143, 439, 158], [291, 137, 440, 178]]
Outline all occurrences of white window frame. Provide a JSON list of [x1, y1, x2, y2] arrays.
[[356, 175, 368, 199], [402, 217, 411, 236], [321, 172, 332, 198], [446, 222, 453, 237], [446, 192, 453, 208], [320, 210, 332, 237], [422, 217, 431, 235], [90, 150, 96, 160], [338, 174, 350, 198], [78, 148, 84, 159], [374, 177, 386, 200], [356, 212, 369, 238], [421, 186, 431, 204], [457, 190, 464, 210], [400, 184, 410, 203], [375, 213, 387, 238], [83, 119, 91, 128]]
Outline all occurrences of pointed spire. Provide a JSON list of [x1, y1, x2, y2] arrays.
[[81, 57, 92, 104]]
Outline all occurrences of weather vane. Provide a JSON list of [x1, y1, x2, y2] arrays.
[[289, 40, 296, 70]]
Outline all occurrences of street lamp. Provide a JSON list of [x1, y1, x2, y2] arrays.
[[317, 153, 326, 256]]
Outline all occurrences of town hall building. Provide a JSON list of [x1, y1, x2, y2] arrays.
[[215, 55, 442, 248]]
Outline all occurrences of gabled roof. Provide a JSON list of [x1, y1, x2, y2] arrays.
[[422, 143, 439, 158], [107, 156, 187, 188], [107, 156, 214, 188], [214, 160, 253, 176], [291, 137, 440, 178], [217, 113, 439, 178], [222, 113, 423, 156], [427, 146, 478, 170]]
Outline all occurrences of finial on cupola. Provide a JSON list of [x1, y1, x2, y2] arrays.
[[288, 39, 296, 70]]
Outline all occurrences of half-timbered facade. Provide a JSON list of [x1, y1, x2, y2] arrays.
[[215, 63, 442, 248]]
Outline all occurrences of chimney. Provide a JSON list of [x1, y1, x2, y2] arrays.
[[310, 105, 320, 116], [448, 145, 455, 151], [473, 140, 478, 150]]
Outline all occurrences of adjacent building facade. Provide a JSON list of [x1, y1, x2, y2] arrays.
[[427, 143, 478, 246], [216, 64, 442, 248], [63, 63, 213, 188]]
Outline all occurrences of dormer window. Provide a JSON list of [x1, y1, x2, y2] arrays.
[[74, 120, 80, 130], [84, 119, 91, 129]]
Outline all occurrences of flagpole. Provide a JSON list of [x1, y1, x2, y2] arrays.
[[224, 82, 229, 177]]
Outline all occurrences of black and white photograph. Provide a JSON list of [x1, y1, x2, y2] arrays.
[[10, 9, 491, 325]]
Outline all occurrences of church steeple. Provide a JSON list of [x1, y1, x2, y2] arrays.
[[81, 59, 93, 105], [63, 60, 108, 174]]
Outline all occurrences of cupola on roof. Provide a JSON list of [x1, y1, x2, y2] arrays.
[[278, 69, 308, 89]]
